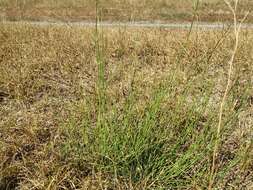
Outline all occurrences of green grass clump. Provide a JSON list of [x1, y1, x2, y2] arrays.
[[60, 70, 250, 189]]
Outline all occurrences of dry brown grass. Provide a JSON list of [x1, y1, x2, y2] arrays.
[[0, 0, 252, 22], [0, 23, 253, 189]]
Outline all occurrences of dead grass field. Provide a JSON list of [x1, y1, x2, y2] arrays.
[[0, 23, 253, 189], [0, 0, 252, 22]]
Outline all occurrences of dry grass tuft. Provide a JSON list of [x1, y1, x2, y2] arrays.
[[0, 0, 252, 22], [0, 23, 253, 189]]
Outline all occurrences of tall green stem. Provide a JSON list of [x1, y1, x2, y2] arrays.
[[95, 0, 106, 128]]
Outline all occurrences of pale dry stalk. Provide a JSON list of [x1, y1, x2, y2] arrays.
[[208, 0, 249, 189]]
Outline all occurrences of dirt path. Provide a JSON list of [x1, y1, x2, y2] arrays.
[[2, 20, 253, 29]]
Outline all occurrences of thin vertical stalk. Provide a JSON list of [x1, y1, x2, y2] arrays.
[[187, 0, 200, 39], [208, 0, 249, 189], [95, 0, 106, 128]]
